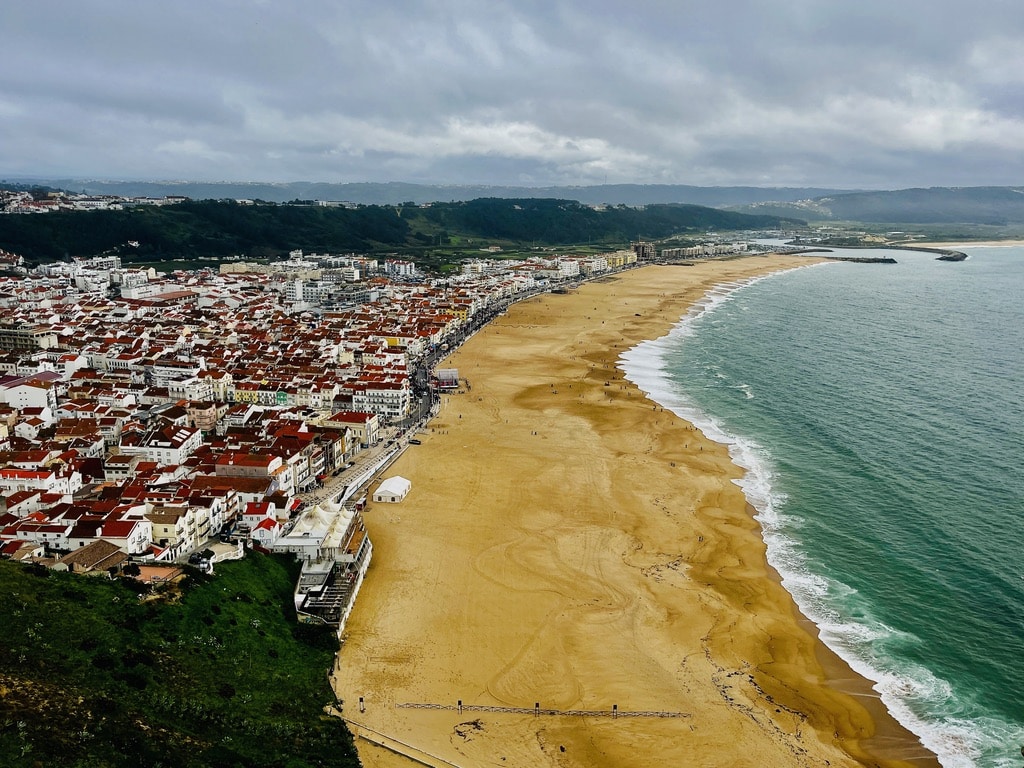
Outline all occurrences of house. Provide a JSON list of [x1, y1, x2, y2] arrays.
[[2, 376, 59, 411], [186, 400, 226, 432], [349, 378, 410, 422], [53, 539, 128, 574], [99, 517, 153, 555], [322, 410, 379, 448], [7, 519, 74, 551], [250, 516, 282, 548], [1, 540, 44, 561], [145, 504, 195, 560], [239, 500, 276, 533], [215, 452, 282, 478], [1, 489, 43, 517], [13, 416, 45, 440], [0, 468, 71, 495], [190, 475, 274, 514], [104, 453, 143, 481], [272, 504, 333, 561], [66, 518, 105, 550], [119, 422, 202, 465], [186, 493, 232, 543]]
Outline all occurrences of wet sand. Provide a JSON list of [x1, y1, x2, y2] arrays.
[[333, 255, 938, 768]]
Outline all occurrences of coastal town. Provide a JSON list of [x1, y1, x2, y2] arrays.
[[4, 2, 1018, 762], [0, 232, 685, 631], [0, 196, 960, 767]]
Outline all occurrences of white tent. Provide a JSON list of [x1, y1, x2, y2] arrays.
[[373, 475, 411, 503]]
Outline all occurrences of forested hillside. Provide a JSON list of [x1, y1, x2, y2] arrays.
[[0, 197, 802, 264], [0, 200, 411, 262], [414, 198, 797, 242]]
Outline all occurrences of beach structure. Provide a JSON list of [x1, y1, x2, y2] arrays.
[[273, 498, 372, 633], [434, 368, 460, 390], [372, 475, 411, 503]]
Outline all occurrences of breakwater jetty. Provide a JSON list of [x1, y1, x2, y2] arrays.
[[779, 247, 897, 263], [785, 240, 967, 262]]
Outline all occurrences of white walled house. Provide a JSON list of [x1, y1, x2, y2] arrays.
[[3, 379, 59, 411], [0, 468, 75, 495], [250, 517, 283, 548], [119, 424, 203, 465]]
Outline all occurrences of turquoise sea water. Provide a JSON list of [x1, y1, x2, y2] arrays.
[[619, 247, 1024, 768]]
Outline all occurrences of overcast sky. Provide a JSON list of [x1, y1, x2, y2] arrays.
[[3, 1, 1024, 189]]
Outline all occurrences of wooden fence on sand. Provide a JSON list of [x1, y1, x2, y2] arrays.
[[397, 701, 689, 718]]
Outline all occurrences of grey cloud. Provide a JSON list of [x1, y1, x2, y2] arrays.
[[3, 0, 1024, 187]]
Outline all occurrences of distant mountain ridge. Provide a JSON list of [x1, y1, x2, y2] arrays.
[[9, 179, 850, 207], [9, 179, 1024, 224], [731, 186, 1024, 224]]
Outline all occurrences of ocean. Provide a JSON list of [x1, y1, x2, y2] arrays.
[[619, 246, 1024, 768]]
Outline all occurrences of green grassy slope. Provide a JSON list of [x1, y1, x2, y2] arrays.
[[0, 554, 359, 768]]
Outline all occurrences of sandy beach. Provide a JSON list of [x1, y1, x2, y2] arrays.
[[915, 240, 1024, 248], [333, 255, 939, 768]]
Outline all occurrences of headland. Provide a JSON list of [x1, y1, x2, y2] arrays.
[[333, 254, 938, 768]]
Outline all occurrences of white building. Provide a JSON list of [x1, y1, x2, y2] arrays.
[[351, 380, 410, 422], [119, 424, 203, 465], [3, 378, 59, 411]]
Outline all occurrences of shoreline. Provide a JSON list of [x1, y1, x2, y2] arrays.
[[914, 239, 1024, 248], [616, 270, 938, 766], [334, 256, 938, 767]]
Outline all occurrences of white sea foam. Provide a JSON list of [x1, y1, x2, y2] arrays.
[[618, 265, 1024, 768]]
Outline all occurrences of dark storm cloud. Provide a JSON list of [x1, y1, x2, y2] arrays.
[[3, 0, 1024, 187]]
